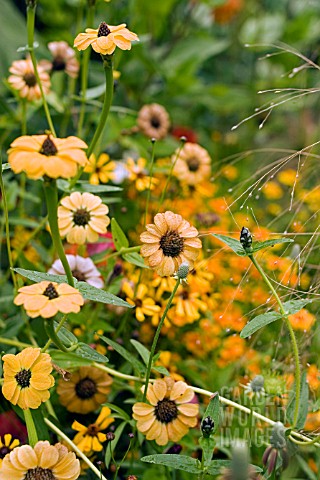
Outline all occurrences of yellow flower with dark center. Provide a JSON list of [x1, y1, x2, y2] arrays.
[[14, 281, 84, 318], [74, 22, 139, 55], [8, 57, 50, 101], [137, 104, 170, 140], [72, 406, 114, 452], [173, 142, 211, 186], [58, 191, 110, 244], [126, 157, 159, 191], [132, 377, 198, 446], [122, 281, 161, 322], [57, 366, 112, 414], [2, 347, 54, 410], [140, 211, 202, 277], [7, 134, 88, 180], [0, 435, 20, 467], [84, 153, 116, 185], [0, 441, 80, 480]]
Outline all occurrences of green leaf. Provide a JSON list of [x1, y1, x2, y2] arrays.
[[31, 406, 50, 441], [203, 393, 220, 434], [76, 182, 122, 193], [111, 218, 129, 250], [50, 350, 93, 369], [103, 402, 131, 421], [130, 339, 150, 365], [250, 238, 293, 253], [152, 365, 170, 376], [212, 234, 293, 256], [282, 298, 313, 315], [105, 421, 126, 468], [123, 252, 149, 268], [141, 454, 201, 474], [55, 323, 78, 348], [99, 336, 146, 376], [240, 311, 282, 338], [240, 298, 313, 338], [286, 371, 309, 429], [199, 436, 215, 467], [13, 269, 132, 308], [211, 234, 246, 256], [206, 460, 231, 475], [73, 342, 109, 363], [1, 163, 10, 171]]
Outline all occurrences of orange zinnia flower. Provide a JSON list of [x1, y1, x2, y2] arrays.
[[2, 348, 54, 410], [0, 441, 80, 480], [74, 22, 139, 55], [8, 57, 50, 101], [7, 134, 88, 180], [14, 281, 84, 318], [58, 192, 110, 244], [132, 377, 198, 446], [173, 142, 211, 185], [140, 211, 202, 277]]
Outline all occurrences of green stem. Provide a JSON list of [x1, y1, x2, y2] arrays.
[[0, 162, 18, 290], [44, 418, 108, 480], [24, 408, 38, 447], [43, 179, 74, 286], [142, 278, 180, 402], [144, 139, 156, 226], [158, 137, 185, 210], [77, 3, 95, 138], [42, 314, 68, 352], [21, 99, 27, 135], [44, 319, 77, 353], [248, 254, 301, 428], [26, 4, 56, 136], [0, 337, 31, 349], [87, 55, 114, 158]]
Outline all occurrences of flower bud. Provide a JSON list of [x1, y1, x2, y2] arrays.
[[270, 422, 286, 449], [175, 262, 189, 280], [201, 416, 215, 438], [240, 227, 252, 250]]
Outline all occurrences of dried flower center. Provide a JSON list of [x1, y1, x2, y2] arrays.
[[23, 72, 37, 87], [52, 56, 66, 71], [24, 467, 56, 480], [154, 398, 178, 424], [186, 157, 200, 172], [43, 283, 59, 299], [160, 231, 184, 257], [40, 137, 58, 156], [15, 369, 32, 388], [75, 377, 97, 399], [151, 116, 161, 129], [0, 446, 11, 458], [87, 424, 99, 437], [134, 298, 143, 308], [98, 22, 111, 37], [72, 269, 87, 281], [73, 208, 91, 226]]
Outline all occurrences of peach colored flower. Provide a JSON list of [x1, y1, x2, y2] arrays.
[[74, 21, 139, 55], [58, 192, 110, 245], [132, 377, 198, 446], [7, 134, 88, 180], [14, 281, 84, 318], [137, 104, 170, 140], [8, 57, 50, 101], [140, 211, 202, 277], [173, 142, 211, 185], [40, 41, 79, 78]]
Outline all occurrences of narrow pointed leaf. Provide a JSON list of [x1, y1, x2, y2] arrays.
[[240, 311, 282, 338]]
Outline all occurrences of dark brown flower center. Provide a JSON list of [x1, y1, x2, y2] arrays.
[[15, 369, 32, 388], [75, 377, 97, 399], [135, 298, 143, 308], [87, 424, 99, 436], [160, 231, 184, 257], [40, 137, 58, 156], [52, 56, 66, 71], [72, 269, 86, 281], [154, 398, 178, 424], [0, 446, 11, 458], [23, 72, 37, 87], [151, 116, 161, 129], [98, 22, 111, 37], [24, 467, 56, 480], [186, 157, 200, 172], [73, 209, 91, 226], [181, 290, 189, 300], [43, 283, 59, 299]]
